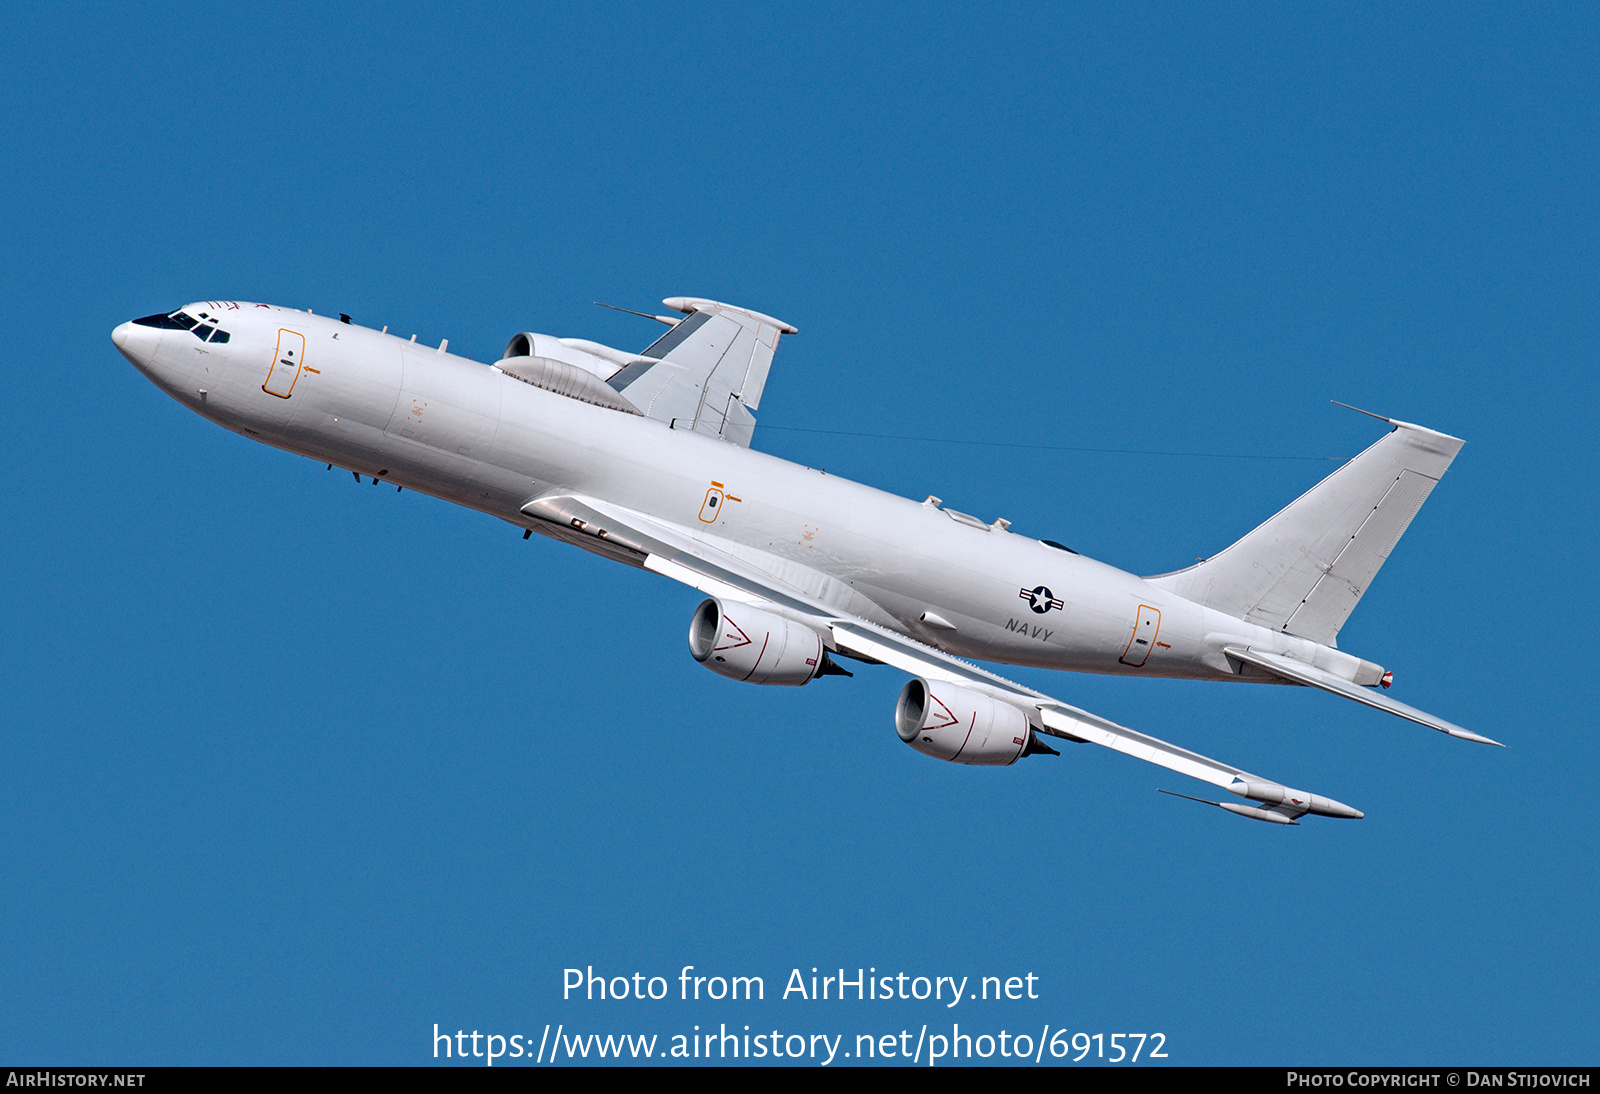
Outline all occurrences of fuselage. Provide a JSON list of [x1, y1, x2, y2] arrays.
[[112, 301, 1373, 686]]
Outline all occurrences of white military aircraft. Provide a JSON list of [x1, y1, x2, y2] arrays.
[[113, 297, 1496, 825]]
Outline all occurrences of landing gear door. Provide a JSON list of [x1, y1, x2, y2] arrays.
[[263, 329, 306, 398], [1119, 604, 1161, 667]]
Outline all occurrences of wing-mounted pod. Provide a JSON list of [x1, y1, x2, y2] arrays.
[[688, 598, 846, 686], [894, 679, 1058, 766]]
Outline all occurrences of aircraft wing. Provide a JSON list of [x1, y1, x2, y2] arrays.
[[828, 624, 1362, 822], [520, 493, 1365, 824], [604, 298, 797, 448]]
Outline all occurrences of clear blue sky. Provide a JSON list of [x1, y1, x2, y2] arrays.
[[2, 0, 1595, 1065]]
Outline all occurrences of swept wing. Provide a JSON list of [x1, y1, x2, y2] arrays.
[[605, 298, 797, 447], [519, 493, 1365, 824]]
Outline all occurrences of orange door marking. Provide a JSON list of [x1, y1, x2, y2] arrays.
[[262, 329, 306, 398], [1119, 605, 1162, 667]]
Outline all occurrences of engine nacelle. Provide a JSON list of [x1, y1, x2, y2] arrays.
[[689, 599, 828, 686], [494, 354, 642, 414], [895, 679, 1037, 766], [502, 332, 618, 378]]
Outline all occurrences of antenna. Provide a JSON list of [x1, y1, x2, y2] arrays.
[[1330, 400, 1395, 424], [593, 301, 678, 326]]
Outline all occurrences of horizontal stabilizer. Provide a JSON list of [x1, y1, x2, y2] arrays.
[[610, 297, 797, 447], [1224, 646, 1503, 746]]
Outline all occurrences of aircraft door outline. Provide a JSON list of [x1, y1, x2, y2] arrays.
[[263, 329, 306, 398], [1120, 604, 1162, 667]]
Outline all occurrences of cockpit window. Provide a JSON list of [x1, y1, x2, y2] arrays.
[[131, 310, 229, 343], [133, 311, 195, 330]]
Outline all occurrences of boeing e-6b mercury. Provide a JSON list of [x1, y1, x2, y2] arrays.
[[112, 296, 1495, 825]]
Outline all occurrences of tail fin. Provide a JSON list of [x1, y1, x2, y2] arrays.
[[1148, 414, 1464, 646]]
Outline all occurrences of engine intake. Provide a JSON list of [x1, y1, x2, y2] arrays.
[[895, 679, 1052, 766], [689, 599, 834, 686]]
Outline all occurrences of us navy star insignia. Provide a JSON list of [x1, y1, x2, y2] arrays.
[[1020, 585, 1063, 614]]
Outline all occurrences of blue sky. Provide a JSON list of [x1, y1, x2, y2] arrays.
[[2, 1, 1595, 1065]]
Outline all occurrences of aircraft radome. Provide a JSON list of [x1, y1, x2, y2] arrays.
[[112, 297, 1498, 825]]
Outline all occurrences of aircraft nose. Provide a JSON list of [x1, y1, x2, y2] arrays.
[[112, 319, 158, 367]]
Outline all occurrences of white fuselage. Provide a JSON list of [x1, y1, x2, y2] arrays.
[[113, 302, 1368, 686]]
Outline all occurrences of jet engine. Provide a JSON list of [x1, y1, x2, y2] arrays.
[[688, 598, 843, 686], [493, 354, 641, 414], [501, 332, 624, 377], [894, 678, 1057, 766]]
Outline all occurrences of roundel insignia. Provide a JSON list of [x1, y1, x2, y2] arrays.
[[1019, 585, 1064, 614]]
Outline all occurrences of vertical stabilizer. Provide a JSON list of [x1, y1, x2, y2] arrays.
[[1147, 417, 1464, 645]]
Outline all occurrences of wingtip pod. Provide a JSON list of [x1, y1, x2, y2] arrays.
[[1159, 785, 1363, 824], [662, 297, 798, 334], [1229, 779, 1365, 820], [1314, 797, 1365, 820]]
